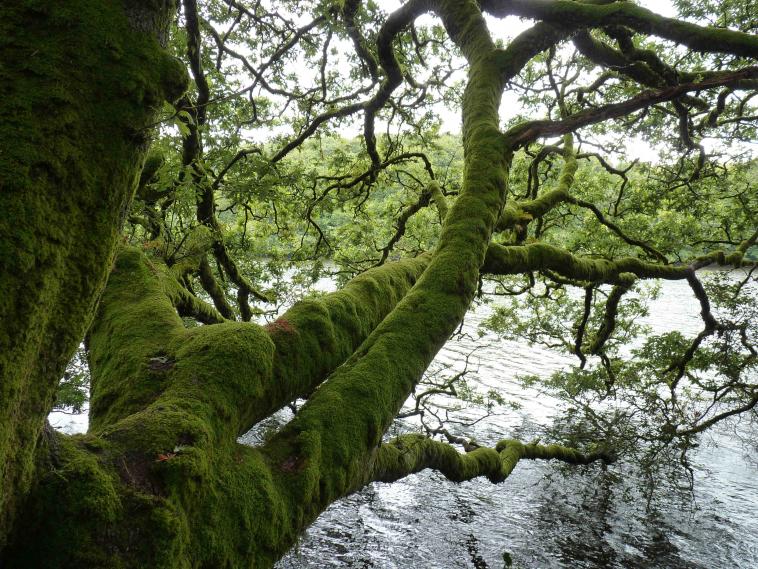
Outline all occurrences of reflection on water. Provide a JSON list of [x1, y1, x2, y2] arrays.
[[273, 278, 758, 569]]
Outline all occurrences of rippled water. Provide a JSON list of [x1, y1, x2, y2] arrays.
[[271, 278, 758, 569]]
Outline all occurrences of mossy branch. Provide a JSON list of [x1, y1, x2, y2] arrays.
[[88, 248, 188, 431], [482, 0, 758, 59], [428, 180, 449, 221], [88, 246, 432, 436], [249, 252, 432, 433], [497, 139, 666, 261], [482, 242, 686, 282], [198, 255, 236, 319], [255, 0, 569, 527], [496, 134, 576, 236], [482, 239, 754, 284], [370, 434, 615, 484]]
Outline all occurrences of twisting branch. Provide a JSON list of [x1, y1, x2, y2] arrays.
[[182, 0, 271, 320], [482, 0, 758, 60], [375, 186, 433, 266], [575, 286, 594, 368], [504, 67, 758, 148], [589, 274, 636, 355], [675, 394, 758, 437], [370, 434, 615, 484]]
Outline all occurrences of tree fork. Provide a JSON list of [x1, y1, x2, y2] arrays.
[[5, 242, 431, 566]]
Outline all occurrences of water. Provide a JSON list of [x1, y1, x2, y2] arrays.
[[273, 277, 758, 569]]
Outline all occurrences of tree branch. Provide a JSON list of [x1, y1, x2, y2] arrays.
[[370, 434, 615, 484]]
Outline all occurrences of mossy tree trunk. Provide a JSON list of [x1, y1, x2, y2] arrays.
[[0, 0, 184, 552]]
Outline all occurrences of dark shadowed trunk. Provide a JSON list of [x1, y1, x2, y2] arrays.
[[0, 0, 183, 551]]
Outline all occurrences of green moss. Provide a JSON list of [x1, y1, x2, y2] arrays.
[[0, 238, 444, 565], [482, 242, 689, 281], [0, 0, 185, 547], [7, 432, 126, 568], [89, 248, 185, 431], [251, 0, 518, 530], [370, 434, 613, 486], [260, 253, 431, 433], [498, 0, 758, 59]]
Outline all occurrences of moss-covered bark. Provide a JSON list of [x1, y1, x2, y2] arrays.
[[0, 0, 184, 551], [371, 434, 614, 484], [482, 0, 758, 59], [4, 0, 545, 562], [481, 241, 751, 282], [4, 244, 431, 567], [240, 0, 571, 546], [4, 0, 753, 566]]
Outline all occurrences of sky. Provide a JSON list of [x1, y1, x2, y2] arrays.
[[367, 0, 680, 162]]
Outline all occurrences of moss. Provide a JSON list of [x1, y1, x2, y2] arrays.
[[88, 248, 185, 432], [0, 0, 184, 547], [7, 432, 126, 568], [252, 0, 518, 531], [369, 435, 613, 486], [0, 239, 444, 565], [482, 242, 689, 281], [428, 181, 449, 221], [260, 253, 431, 433], [168, 321, 276, 435], [493, 0, 758, 59]]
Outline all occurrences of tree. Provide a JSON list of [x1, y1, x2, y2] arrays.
[[0, 0, 756, 566]]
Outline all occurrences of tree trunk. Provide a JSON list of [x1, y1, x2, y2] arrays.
[[0, 0, 183, 551]]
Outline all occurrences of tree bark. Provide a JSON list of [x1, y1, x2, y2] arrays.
[[0, 0, 183, 551]]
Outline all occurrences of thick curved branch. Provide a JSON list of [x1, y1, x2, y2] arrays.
[[482, 0, 758, 59], [88, 247, 432, 437], [254, 1, 581, 533], [256, 252, 431, 433]]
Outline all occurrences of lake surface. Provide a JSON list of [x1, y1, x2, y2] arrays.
[[267, 277, 758, 569]]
